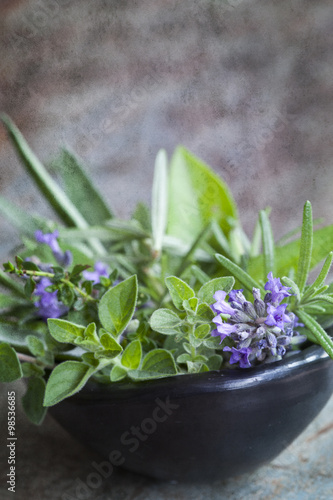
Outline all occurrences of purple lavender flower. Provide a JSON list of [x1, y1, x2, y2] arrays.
[[34, 277, 68, 320], [210, 272, 305, 368], [82, 261, 109, 285], [212, 315, 238, 342], [35, 230, 72, 267], [223, 346, 252, 368], [212, 290, 236, 316], [264, 272, 292, 306], [265, 303, 291, 329]]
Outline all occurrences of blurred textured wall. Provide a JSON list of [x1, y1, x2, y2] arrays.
[[0, 0, 333, 255]]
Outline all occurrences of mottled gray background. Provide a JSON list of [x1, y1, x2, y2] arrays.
[[1, 0, 333, 498]]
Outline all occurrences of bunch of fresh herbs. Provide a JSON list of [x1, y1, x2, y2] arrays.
[[1, 115, 333, 425]]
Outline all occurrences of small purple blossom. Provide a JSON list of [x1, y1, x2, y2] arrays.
[[223, 346, 252, 368], [265, 303, 291, 329], [82, 262, 109, 285], [212, 290, 236, 316], [34, 277, 68, 320], [212, 315, 238, 342], [264, 272, 292, 305], [35, 230, 72, 267]]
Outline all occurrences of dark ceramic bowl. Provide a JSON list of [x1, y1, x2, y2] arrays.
[[49, 344, 333, 482]]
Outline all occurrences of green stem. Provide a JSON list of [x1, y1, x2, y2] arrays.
[[22, 269, 96, 303]]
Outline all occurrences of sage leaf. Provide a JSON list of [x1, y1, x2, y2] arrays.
[[167, 146, 238, 244], [197, 276, 235, 304], [98, 275, 138, 338], [151, 149, 168, 253], [0, 343, 23, 382], [50, 149, 113, 225], [27, 335, 45, 358], [22, 377, 47, 425]]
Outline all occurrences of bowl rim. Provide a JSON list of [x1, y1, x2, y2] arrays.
[[65, 343, 331, 402]]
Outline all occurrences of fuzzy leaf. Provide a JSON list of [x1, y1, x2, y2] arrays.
[[296, 201, 313, 294], [22, 377, 47, 425], [47, 318, 85, 344], [121, 340, 142, 369], [167, 146, 238, 244], [149, 308, 183, 335], [44, 361, 94, 406], [0, 343, 23, 382], [165, 276, 195, 310], [197, 277, 235, 304], [98, 275, 138, 338]]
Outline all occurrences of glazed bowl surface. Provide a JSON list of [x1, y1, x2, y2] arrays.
[[49, 344, 333, 481]]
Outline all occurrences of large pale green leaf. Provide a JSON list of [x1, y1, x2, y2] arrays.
[[50, 149, 113, 225], [167, 147, 238, 244], [1, 115, 105, 255]]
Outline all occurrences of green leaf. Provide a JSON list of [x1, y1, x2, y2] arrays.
[[194, 324, 211, 339], [22, 377, 47, 425], [149, 308, 183, 335], [281, 277, 301, 304], [47, 318, 85, 343], [215, 253, 264, 294], [197, 276, 235, 304], [297, 310, 333, 360], [0, 293, 28, 309], [43, 361, 93, 406], [1, 115, 105, 256], [141, 349, 177, 374], [110, 365, 127, 382], [207, 354, 222, 370], [259, 209, 275, 279], [83, 323, 100, 346], [50, 149, 113, 224], [99, 332, 123, 356], [58, 284, 75, 307], [296, 201, 313, 294], [165, 276, 195, 310], [98, 275, 138, 338], [128, 349, 178, 379], [0, 269, 26, 298], [0, 195, 42, 237], [302, 252, 333, 301], [0, 343, 23, 382], [167, 146, 238, 244], [27, 335, 45, 357], [151, 149, 168, 253], [177, 353, 192, 363], [195, 303, 215, 322], [121, 340, 142, 369], [0, 323, 44, 350]]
